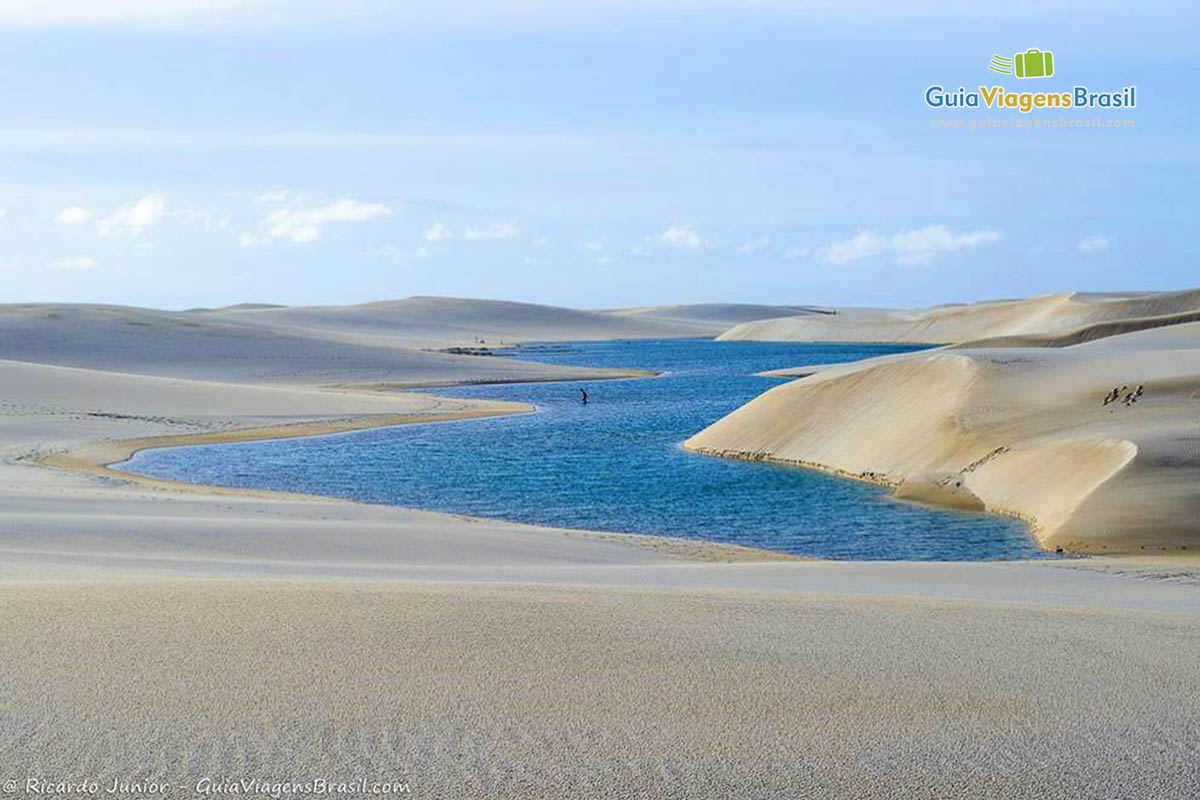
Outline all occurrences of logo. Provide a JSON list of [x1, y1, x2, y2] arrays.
[[989, 49, 1055, 79], [924, 48, 1135, 114]]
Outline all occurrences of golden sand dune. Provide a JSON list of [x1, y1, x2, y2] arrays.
[[720, 287, 1200, 345], [688, 321, 1200, 553]]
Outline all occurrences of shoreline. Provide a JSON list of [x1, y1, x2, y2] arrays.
[[39, 393, 1167, 567], [40, 397, 1101, 566], [36, 407, 530, 501], [684, 444, 1198, 561], [328, 367, 660, 391], [19, 351, 1188, 565], [683, 443, 1063, 556], [33, 404, 795, 565]]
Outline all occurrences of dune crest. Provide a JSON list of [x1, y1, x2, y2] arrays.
[[687, 326, 1200, 553], [720, 287, 1200, 346], [201, 296, 807, 347]]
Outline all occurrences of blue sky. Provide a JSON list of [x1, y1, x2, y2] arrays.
[[1, 1, 1195, 309]]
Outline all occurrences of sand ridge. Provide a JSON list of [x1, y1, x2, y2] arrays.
[[195, 296, 810, 348], [0, 302, 662, 385], [688, 322, 1200, 553], [2, 296, 1199, 796], [720, 287, 1200, 345]]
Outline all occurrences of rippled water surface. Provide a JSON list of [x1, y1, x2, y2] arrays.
[[118, 339, 1046, 560]]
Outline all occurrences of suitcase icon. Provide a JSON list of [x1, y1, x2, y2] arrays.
[[1014, 48, 1054, 79]]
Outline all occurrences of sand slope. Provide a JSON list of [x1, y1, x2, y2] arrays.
[[0, 303, 651, 386], [688, 321, 1200, 553], [201, 296, 806, 347], [0, 297, 802, 390], [720, 288, 1200, 345], [602, 302, 832, 334], [2, 298, 1199, 796]]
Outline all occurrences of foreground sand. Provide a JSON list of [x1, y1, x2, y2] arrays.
[[2, 298, 1199, 797], [3, 575, 1199, 798]]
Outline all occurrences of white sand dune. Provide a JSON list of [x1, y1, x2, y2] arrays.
[[720, 287, 1200, 345], [3, 297, 1199, 796], [688, 320, 1200, 553], [602, 302, 833, 334], [0, 302, 653, 386], [200, 295, 806, 347], [0, 357, 531, 462]]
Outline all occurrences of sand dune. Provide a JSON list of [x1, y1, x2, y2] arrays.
[[0, 297, 802, 391], [0, 303, 650, 386], [2, 296, 1198, 796], [688, 321, 1200, 553], [201, 295, 805, 347], [953, 308, 1200, 348], [2, 349, 1197, 796], [602, 302, 832, 333], [720, 287, 1200, 345]]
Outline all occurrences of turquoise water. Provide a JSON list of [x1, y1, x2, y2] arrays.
[[117, 339, 1045, 560]]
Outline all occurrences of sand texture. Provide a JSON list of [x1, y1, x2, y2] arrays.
[[720, 287, 1200, 345], [2, 578, 1198, 799], [196, 296, 808, 348], [688, 321, 1200, 553], [2, 295, 1199, 797], [0, 302, 662, 386]]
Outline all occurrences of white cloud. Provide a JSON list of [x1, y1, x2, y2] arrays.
[[463, 221, 519, 240], [821, 225, 1000, 265], [581, 240, 605, 253], [242, 198, 390, 245], [97, 194, 165, 236], [737, 236, 770, 254], [170, 208, 230, 230], [62, 197, 222, 234], [1077, 234, 1114, 254], [370, 243, 429, 262], [254, 189, 290, 203], [822, 231, 887, 264], [423, 222, 449, 242], [56, 205, 94, 225], [658, 224, 701, 249], [45, 256, 97, 271]]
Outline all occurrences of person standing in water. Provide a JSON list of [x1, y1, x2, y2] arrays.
[[580, 388, 589, 405]]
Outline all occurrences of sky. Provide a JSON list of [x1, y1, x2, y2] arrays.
[[1, 0, 1196, 310]]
